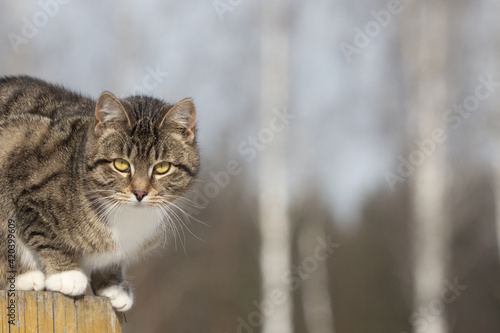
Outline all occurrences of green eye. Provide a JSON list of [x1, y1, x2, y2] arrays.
[[153, 162, 171, 175], [113, 158, 130, 172]]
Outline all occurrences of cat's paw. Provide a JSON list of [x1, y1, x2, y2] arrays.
[[97, 285, 133, 312], [16, 270, 45, 291], [45, 270, 88, 296]]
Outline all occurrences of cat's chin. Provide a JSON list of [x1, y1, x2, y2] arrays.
[[127, 201, 152, 209]]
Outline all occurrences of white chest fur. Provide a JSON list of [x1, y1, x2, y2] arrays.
[[82, 205, 162, 273]]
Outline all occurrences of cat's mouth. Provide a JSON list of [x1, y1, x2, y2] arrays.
[[117, 196, 166, 209], [128, 201, 150, 208], [107, 192, 174, 209]]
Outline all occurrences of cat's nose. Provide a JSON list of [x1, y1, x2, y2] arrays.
[[133, 190, 148, 202]]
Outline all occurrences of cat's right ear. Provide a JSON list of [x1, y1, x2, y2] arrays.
[[95, 92, 132, 134]]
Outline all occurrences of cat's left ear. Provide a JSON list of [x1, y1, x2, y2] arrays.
[[158, 98, 197, 142], [95, 92, 132, 134]]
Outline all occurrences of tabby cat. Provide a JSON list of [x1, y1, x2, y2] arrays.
[[0, 76, 199, 311]]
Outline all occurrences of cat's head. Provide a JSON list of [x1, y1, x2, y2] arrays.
[[85, 92, 199, 211]]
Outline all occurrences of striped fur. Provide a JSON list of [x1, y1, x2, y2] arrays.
[[0, 76, 199, 310]]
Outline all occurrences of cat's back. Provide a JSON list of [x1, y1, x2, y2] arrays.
[[0, 76, 92, 174], [0, 76, 94, 121]]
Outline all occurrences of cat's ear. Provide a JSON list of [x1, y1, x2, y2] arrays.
[[95, 92, 132, 134], [158, 98, 197, 142]]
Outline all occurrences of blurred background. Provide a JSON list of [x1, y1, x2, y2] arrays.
[[2, 0, 500, 332]]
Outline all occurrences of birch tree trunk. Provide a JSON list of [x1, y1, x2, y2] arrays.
[[485, 0, 500, 280], [403, 1, 450, 333], [299, 220, 335, 333], [258, 0, 293, 332]]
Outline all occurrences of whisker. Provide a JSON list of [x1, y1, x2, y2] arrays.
[[160, 194, 205, 209], [159, 198, 210, 228], [102, 200, 120, 222], [161, 203, 206, 243], [91, 196, 117, 216], [157, 205, 176, 250], [154, 207, 168, 248], [158, 204, 186, 253]]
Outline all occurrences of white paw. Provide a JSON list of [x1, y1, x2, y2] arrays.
[[45, 270, 88, 296], [16, 270, 45, 291], [98, 285, 133, 311]]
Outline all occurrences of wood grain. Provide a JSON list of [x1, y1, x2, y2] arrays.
[[0, 291, 122, 332]]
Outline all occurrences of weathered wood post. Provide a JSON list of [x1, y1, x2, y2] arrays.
[[0, 290, 122, 332]]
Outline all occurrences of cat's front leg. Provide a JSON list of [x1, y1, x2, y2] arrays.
[[17, 208, 88, 296], [91, 265, 133, 311], [36, 246, 88, 296]]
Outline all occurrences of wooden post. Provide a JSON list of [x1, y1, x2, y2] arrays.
[[0, 290, 122, 332]]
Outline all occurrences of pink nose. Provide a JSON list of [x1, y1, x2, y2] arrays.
[[133, 190, 148, 202]]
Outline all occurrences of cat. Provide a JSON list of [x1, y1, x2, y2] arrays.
[[0, 76, 199, 311]]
